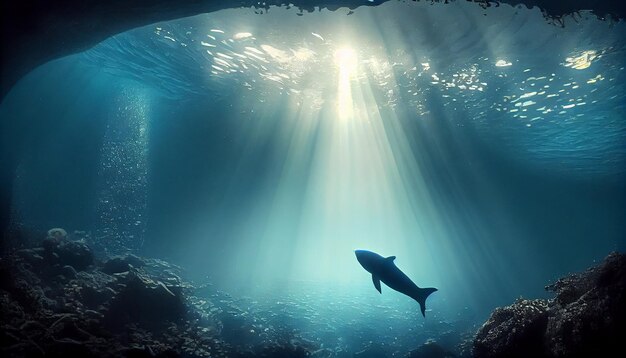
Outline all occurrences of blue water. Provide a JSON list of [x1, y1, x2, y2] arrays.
[[1, 1, 625, 355], [80, 2, 626, 176]]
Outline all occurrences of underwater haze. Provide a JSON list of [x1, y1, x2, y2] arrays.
[[1, 1, 626, 355]]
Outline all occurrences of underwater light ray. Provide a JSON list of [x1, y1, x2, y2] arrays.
[[424, 10, 566, 296], [111, 2, 626, 315], [175, 83, 310, 281], [282, 42, 442, 283], [215, 4, 545, 310], [335, 47, 358, 120], [227, 92, 329, 286], [345, 14, 520, 308], [405, 88, 544, 302]]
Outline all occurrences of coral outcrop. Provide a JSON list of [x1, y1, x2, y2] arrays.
[[0, 228, 480, 357], [0, 231, 230, 357], [473, 252, 626, 358]]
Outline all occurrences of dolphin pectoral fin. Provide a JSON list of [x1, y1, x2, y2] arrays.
[[372, 275, 382, 293]]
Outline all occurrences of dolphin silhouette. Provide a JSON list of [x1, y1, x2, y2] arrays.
[[355, 249, 437, 317]]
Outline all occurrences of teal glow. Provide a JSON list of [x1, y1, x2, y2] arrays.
[[3, 0, 625, 322]]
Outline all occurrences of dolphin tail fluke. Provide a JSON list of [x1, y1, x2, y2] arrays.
[[413, 287, 438, 317]]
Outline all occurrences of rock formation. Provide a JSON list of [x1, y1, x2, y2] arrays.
[[473, 252, 626, 358]]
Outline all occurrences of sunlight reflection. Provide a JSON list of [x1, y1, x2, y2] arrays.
[[335, 47, 358, 119]]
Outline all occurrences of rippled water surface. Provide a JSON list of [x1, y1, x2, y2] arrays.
[[82, 1, 626, 175]]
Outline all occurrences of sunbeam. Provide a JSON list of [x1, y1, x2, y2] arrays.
[[4, 2, 625, 355], [335, 47, 358, 120]]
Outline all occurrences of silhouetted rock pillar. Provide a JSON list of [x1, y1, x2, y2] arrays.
[[0, 123, 17, 253]]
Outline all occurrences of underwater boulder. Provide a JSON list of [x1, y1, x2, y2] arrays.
[[102, 254, 145, 274], [15, 248, 45, 268], [105, 271, 185, 328], [42, 230, 94, 271], [473, 298, 549, 357], [71, 270, 118, 309], [47, 228, 68, 240], [473, 252, 626, 358], [543, 252, 626, 357], [1, 248, 241, 358], [46, 337, 94, 357], [61, 265, 77, 279], [7, 270, 57, 314]]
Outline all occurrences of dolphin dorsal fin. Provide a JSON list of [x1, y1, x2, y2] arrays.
[[385, 256, 396, 262], [372, 275, 382, 294]]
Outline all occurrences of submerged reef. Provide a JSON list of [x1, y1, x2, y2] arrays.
[[0, 229, 305, 357], [473, 252, 626, 358], [0, 229, 466, 357], [3, 229, 622, 357], [0, 231, 230, 357]]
